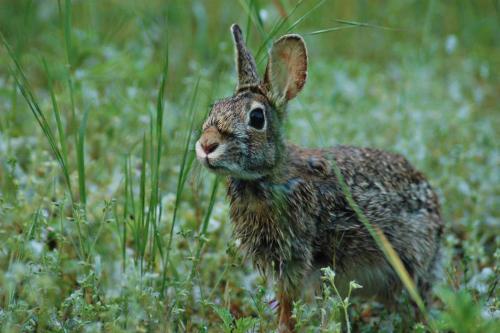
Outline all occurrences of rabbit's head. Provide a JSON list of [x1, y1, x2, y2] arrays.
[[196, 24, 307, 179]]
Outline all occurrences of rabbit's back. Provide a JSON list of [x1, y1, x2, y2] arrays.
[[312, 144, 442, 225], [305, 144, 443, 299]]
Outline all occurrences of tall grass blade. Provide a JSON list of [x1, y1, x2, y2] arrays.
[[304, 25, 358, 36], [305, 18, 397, 36], [77, 109, 89, 206], [62, 0, 84, 208], [335, 19, 398, 31], [237, 0, 266, 39], [42, 59, 72, 196], [189, 176, 219, 280], [254, 0, 306, 62], [139, 134, 147, 274], [121, 155, 130, 272], [284, 0, 326, 33], [124, 154, 140, 265], [149, 48, 169, 269], [161, 78, 200, 295], [245, 0, 255, 43], [63, 0, 73, 67]]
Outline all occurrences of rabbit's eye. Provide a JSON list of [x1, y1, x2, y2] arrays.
[[249, 107, 265, 130]]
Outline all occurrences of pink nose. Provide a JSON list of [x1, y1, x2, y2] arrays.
[[201, 142, 219, 154], [199, 126, 222, 155]]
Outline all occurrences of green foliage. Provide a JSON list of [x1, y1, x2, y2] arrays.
[[292, 268, 365, 332], [211, 303, 259, 333], [436, 288, 500, 333], [211, 304, 235, 332], [0, 0, 498, 332]]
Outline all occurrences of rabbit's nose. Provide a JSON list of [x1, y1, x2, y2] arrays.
[[199, 126, 221, 155], [201, 141, 219, 154], [199, 126, 222, 155]]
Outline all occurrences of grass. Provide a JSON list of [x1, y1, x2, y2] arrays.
[[0, 0, 499, 332]]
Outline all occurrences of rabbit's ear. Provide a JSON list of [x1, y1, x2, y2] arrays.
[[264, 35, 307, 106], [231, 24, 260, 90]]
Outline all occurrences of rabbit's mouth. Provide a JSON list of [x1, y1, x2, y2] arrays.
[[195, 140, 230, 173], [205, 159, 234, 177], [206, 159, 222, 170]]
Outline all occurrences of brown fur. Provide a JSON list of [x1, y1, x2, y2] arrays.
[[195, 25, 443, 332]]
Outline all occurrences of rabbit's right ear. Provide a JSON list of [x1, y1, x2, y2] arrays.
[[264, 34, 308, 106]]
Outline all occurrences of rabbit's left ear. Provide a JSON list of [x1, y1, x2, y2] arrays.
[[264, 34, 307, 106]]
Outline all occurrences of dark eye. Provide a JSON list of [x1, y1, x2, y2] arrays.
[[248, 107, 265, 130]]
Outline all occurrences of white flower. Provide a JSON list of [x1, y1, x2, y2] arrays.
[[259, 9, 269, 21], [207, 217, 221, 232], [445, 35, 458, 54], [349, 281, 363, 290], [29, 241, 44, 257]]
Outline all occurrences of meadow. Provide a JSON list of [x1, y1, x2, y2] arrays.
[[0, 1, 498, 332]]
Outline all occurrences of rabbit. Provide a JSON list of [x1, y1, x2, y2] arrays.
[[195, 24, 443, 332]]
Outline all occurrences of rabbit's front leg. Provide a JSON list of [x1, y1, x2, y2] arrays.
[[278, 290, 295, 333]]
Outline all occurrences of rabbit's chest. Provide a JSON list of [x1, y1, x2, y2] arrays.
[[229, 185, 291, 259], [227, 178, 317, 271]]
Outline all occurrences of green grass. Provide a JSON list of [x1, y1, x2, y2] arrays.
[[0, 1, 499, 332]]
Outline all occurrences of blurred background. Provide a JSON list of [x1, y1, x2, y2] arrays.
[[0, 1, 498, 332]]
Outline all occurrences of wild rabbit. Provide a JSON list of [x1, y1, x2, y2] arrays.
[[195, 24, 443, 332]]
